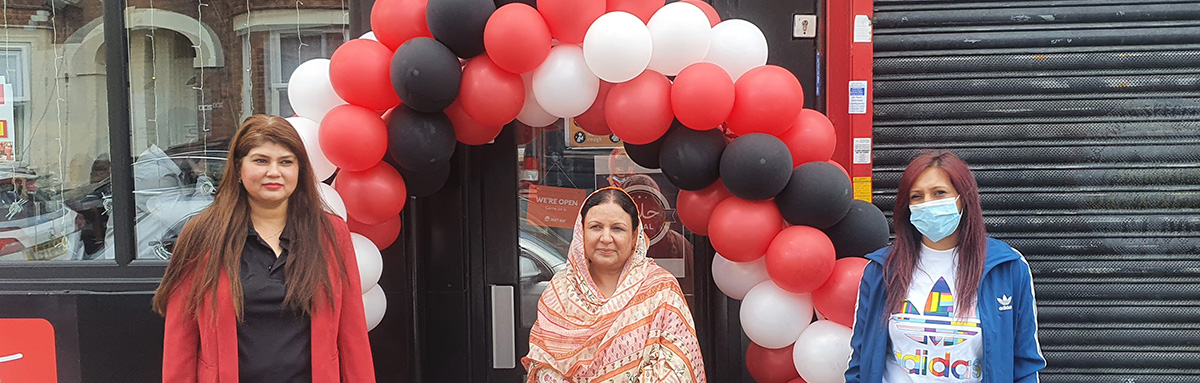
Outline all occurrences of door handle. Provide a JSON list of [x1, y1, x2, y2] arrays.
[[491, 285, 516, 369]]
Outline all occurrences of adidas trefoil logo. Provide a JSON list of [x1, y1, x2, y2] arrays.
[[997, 295, 1013, 311]]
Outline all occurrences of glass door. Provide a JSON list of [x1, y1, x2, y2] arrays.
[[511, 119, 698, 379]]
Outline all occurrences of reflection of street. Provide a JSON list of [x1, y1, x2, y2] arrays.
[[65, 142, 227, 260], [0, 167, 84, 261]]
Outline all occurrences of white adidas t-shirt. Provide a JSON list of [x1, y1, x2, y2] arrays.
[[883, 245, 984, 382]]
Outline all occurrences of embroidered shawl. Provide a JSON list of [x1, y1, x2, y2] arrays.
[[523, 187, 706, 383]]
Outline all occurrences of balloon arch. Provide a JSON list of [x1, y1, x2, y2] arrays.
[[290, 0, 891, 381]]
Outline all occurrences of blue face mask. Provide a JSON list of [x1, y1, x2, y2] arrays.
[[909, 197, 962, 242]]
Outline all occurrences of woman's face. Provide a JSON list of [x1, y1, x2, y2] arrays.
[[909, 167, 961, 210], [583, 202, 637, 273], [240, 142, 300, 206]]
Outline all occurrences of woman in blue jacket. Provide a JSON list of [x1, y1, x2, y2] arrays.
[[845, 151, 1045, 383]]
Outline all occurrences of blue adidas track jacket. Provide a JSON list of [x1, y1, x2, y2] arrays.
[[845, 238, 1047, 383]]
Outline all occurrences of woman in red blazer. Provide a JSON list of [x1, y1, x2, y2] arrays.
[[153, 115, 375, 383]]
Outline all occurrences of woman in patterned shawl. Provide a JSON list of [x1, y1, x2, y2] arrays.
[[523, 187, 706, 383]]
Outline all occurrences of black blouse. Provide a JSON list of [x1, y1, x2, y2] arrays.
[[237, 226, 312, 383]]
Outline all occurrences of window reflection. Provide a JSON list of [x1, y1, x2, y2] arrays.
[[124, 4, 348, 259], [0, 3, 108, 261]]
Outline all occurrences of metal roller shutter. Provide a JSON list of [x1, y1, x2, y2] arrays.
[[871, 1, 1200, 382]]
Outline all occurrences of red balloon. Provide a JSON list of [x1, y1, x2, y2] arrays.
[[485, 4, 552, 74], [370, 0, 433, 51], [766, 226, 836, 294], [319, 105, 389, 171], [813, 257, 869, 328], [780, 109, 837, 167], [330, 39, 401, 111], [681, 0, 720, 26], [676, 180, 732, 235], [460, 55, 525, 127], [335, 163, 408, 225], [538, 0, 605, 44], [348, 215, 403, 250], [607, 0, 665, 23], [746, 343, 801, 383], [606, 71, 673, 145], [574, 81, 615, 136], [672, 62, 733, 131], [726, 65, 804, 137], [788, 377, 809, 383], [708, 197, 784, 262], [446, 100, 504, 146]]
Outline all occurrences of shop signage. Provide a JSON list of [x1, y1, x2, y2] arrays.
[[0, 78, 15, 161], [565, 118, 622, 149], [0, 318, 57, 383], [526, 185, 587, 229], [623, 184, 672, 246]]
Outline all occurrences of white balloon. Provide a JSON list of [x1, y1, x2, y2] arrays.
[[516, 72, 559, 127], [583, 12, 652, 83], [285, 117, 338, 181], [317, 182, 347, 220], [712, 253, 770, 300], [740, 281, 815, 349], [363, 284, 387, 331], [287, 59, 347, 122], [646, 2, 713, 76], [351, 233, 383, 294], [793, 320, 853, 383], [704, 19, 768, 81], [359, 31, 377, 41], [533, 44, 600, 118]]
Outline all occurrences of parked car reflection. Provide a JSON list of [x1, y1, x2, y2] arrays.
[[518, 230, 568, 327], [70, 142, 228, 260], [0, 168, 83, 261]]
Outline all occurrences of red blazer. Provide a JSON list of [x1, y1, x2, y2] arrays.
[[162, 215, 376, 382]]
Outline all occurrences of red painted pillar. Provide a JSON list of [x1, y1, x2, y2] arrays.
[[825, 0, 874, 202]]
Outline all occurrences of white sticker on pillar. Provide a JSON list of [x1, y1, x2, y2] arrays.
[[854, 15, 872, 43], [849, 81, 868, 115], [853, 138, 872, 164]]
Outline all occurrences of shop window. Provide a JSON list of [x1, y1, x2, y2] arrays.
[[267, 30, 347, 117], [123, 6, 346, 260], [0, 1, 349, 269], [0, 3, 111, 263]]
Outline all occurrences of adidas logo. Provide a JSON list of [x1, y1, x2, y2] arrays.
[[997, 295, 1013, 311]]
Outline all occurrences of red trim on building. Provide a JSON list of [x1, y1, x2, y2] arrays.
[[825, 0, 874, 202]]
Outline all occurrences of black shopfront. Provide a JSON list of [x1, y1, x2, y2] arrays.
[[0, 0, 823, 382]]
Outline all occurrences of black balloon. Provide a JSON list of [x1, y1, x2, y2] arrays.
[[396, 161, 453, 197], [623, 135, 667, 169], [386, 105, 457, 174], [775, 162, 853, 229], [426, 0, 495, 59], [719, 133, 792, 201], [659, 127, 726, 191], [493, 0, 535, 7], [392, 38, 462, 113], [824, 199, 890, 259]]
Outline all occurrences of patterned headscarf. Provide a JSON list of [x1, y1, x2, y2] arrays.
[[523, 187, 706, 383]]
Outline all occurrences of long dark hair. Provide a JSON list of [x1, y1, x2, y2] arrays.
[[884, 151, 986, 317], [153, 115, 346, 320], [581, 187, 640, 233]]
